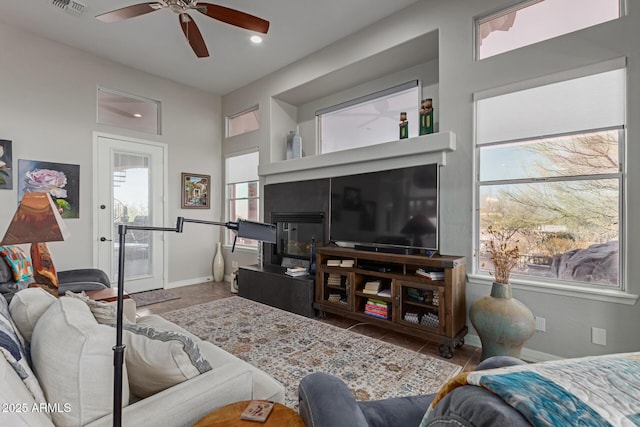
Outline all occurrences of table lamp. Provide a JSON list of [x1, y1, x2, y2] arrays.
[[1, 192, 70, 293], [112, 216, 276, 427]]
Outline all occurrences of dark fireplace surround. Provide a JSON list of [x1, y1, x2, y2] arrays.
[[263, 178, 331, 268]]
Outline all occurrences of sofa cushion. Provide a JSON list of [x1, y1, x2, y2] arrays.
[[0, 355, 53, 427], [122, 322, 212, 398], [0, 291, 48, 409], [9, 287, 57, 343], [31, 297, 130, 426]]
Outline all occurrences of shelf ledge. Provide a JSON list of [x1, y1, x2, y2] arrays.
[[259, 131, 456, 185]]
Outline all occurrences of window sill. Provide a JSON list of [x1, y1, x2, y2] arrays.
[[467, 273, 638, 306]]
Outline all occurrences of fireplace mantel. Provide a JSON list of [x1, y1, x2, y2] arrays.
[[258, 131, 456, 185]]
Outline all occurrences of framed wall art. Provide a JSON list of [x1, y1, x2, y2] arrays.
[[18, 159, 80, 218], [181, 172, 210, 209], [0, 140, 12, 190]]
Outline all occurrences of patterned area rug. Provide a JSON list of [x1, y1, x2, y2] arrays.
[[129, 289, 180, 307], [161, 296, 461, 408]]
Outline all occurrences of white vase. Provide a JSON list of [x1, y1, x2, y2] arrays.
[[213, 242, 224, 282]]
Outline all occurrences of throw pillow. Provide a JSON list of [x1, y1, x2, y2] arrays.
[[0, 290, 48, 410], [8, 287, 57, 343], [0, 245, 33, 282], [65, 291, 135, 324], [30, 297, 129, 426], [30, 243, 58, 296], [122, 322, 212, 398]]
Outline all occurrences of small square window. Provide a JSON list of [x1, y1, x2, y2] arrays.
[[227, 106, 259, 138]]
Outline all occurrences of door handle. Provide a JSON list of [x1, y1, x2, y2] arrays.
[[100, 237, 112, 242]]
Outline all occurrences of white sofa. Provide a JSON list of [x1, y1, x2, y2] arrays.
[[0, 288, 285, 427]]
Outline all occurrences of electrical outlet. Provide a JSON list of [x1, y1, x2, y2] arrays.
[[592, 327, 607, 346], [535, 317, 546, 332]]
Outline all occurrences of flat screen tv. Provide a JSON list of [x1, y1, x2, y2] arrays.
[[330, 164, 439, 253]]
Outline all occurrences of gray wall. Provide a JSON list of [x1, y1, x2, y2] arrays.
[[222, 0, 640, 360], [0, 22, 222, 287]]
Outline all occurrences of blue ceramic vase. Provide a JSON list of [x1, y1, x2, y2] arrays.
[[469, 282, 535, 361]]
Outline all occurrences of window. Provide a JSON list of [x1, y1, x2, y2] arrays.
[[226, 151, 259, 247], [476, 67, 625, 288], [97, 87, 160, 135], [227, 106, 259, 138], [318, 81, 420, 154], [476, 0, 621, 60]]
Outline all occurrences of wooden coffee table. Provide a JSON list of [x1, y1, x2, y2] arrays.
[[193, 401, 304, 427]]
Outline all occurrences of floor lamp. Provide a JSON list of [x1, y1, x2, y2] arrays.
[[112, 217, 276, 427]]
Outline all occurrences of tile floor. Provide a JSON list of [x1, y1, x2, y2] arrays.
[[137, 281, 481, 372]]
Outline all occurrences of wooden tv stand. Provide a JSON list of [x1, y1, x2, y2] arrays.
[[314, 247, 467, 358]]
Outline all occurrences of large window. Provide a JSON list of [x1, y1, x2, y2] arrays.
[[318, 81, 420, 154], [476, 0, 621, 60], [476, 67, 625, 288], [225, 151, 259, 247]]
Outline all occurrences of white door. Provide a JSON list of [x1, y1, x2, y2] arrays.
[[94, 134, 167, 293]]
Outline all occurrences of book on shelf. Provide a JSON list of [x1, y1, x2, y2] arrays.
[[364, 298, 390, 319], [240, 400, 274, 422], [327, 293, 343, 303], [416, 268, 445, 280], [340, 259, 355, 267], [362, 280, 382, 295], [286, 266, 308, 277], [326, 273, 343, 287], [327, 259, 341, 267]]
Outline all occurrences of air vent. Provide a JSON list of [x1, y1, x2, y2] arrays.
[[51, 0, 70, 9], [51, 0, 86, 15]]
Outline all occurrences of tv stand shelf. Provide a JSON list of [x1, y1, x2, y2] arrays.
[[314, 247, 467, 358]]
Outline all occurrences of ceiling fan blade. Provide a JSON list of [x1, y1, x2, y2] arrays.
[[180, 13, 209, 58], [197, 3, 269, 34], [96, 3, 159, 23]]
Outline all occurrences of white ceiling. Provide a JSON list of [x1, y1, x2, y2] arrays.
[[0, 0, 423, 95]]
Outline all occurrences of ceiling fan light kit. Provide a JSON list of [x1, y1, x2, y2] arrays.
[[95, 1, 269, 58]]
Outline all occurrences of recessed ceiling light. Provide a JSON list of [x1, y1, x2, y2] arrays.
[[132, 113, 142, 118], [250, 35, 262, 44]]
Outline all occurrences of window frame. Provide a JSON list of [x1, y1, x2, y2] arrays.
[[225, 151, 260, 249], [472, 65, 631, 303], [316, 80, 421, 154], [226, 105, 260, 138], [475, 0, 623, 61]]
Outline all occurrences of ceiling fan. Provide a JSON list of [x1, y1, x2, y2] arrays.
[[95, 1, 269, 58]]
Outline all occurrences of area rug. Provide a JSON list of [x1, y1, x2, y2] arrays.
[[129, 289, 180, 307], [161, 296, 461, 408]]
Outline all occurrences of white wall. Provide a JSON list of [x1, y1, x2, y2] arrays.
[[222, 0, 640, 359], [0, 23, 222, 286]]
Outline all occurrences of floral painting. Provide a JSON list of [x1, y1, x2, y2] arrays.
[[0, 140, 12, 189], [18, 160, 80, 218], [181, 172, 210, 209]]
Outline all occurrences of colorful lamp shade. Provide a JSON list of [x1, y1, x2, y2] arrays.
[[1, 193, 70, 245]]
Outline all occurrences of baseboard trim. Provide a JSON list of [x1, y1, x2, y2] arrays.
[[166, 276, 213, 289], [464, 333, 562, 363]]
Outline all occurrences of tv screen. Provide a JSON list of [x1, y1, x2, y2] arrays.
[[330, 164, 439, 251]]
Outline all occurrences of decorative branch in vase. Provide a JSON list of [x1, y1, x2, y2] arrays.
[[485, 225, 520, 285], [471, 225, 534, 360]]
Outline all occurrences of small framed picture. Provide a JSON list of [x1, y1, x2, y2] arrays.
[[181, 172, 210, 209]]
